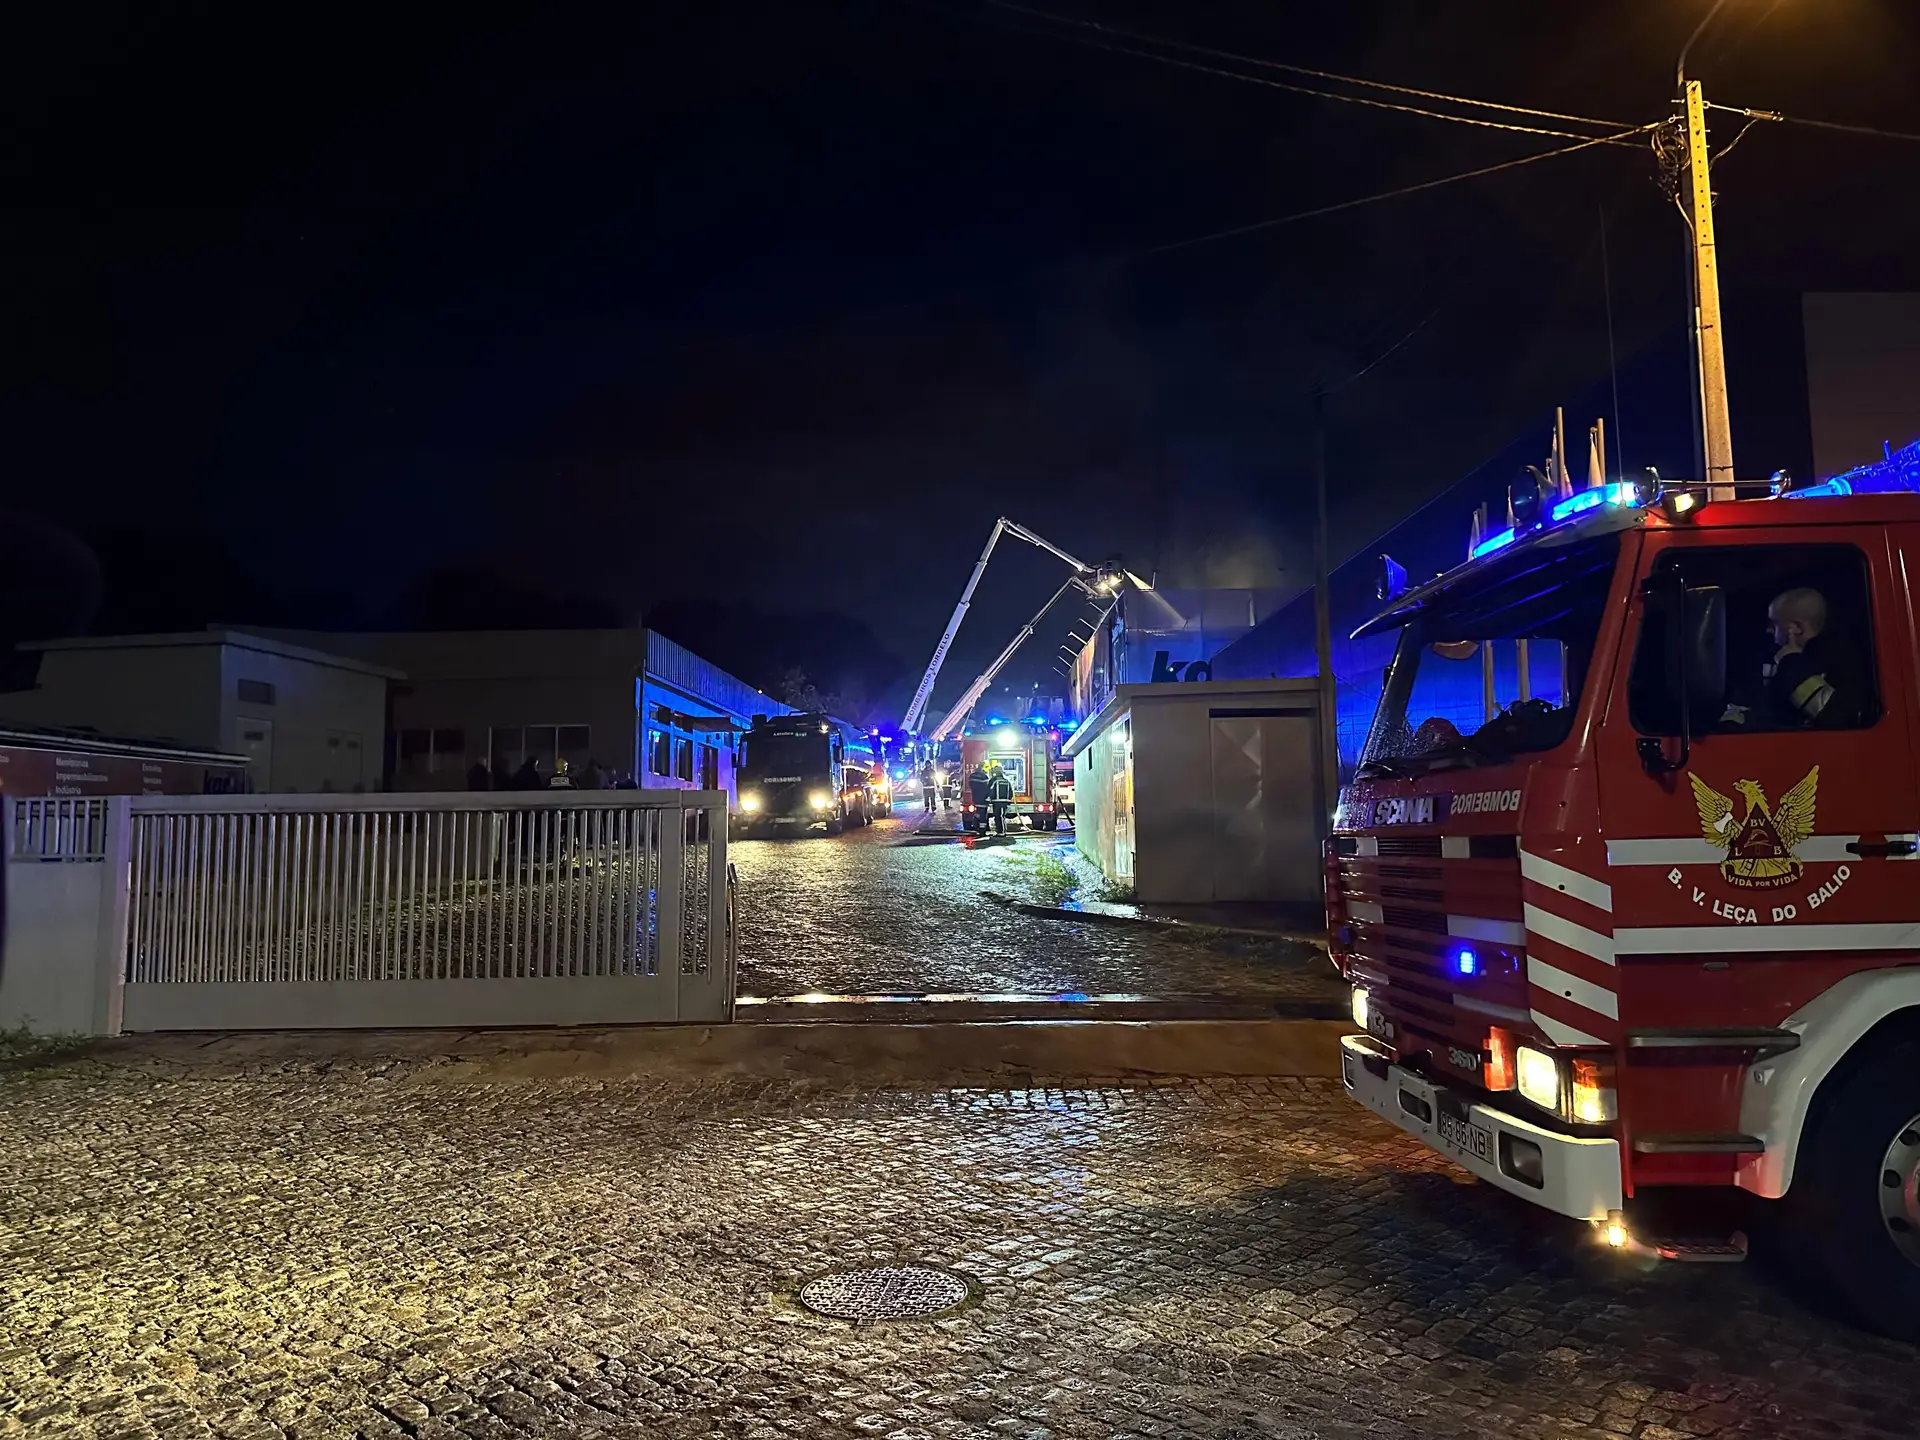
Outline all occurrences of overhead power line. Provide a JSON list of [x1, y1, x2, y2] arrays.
[[1706, 101, 1920, 145], [1138, 124, 1660, 260], [978, 0, 1637, 138]]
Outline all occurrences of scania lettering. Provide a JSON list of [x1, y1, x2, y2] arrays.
[[1330, 445, 1920, 1337]]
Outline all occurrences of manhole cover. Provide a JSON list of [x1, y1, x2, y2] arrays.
[[797, 1265, 973, 1320]]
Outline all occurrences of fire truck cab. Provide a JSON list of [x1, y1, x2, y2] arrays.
[[1331, 453, 1920, 1337]]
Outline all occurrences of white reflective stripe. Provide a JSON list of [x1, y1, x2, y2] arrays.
[[1440, 836, 1471, 859], [1526, 957, 1619, 1019], [1532, 1012, 1607, 1047], [1354, 836, 1379, 858], [1607, 834, 1885, 867], [1614, 921, 1920, 955], [1519, 849, 1613, 912], [1347, 900, 1384, 924], [1453, 993, 1530, 1023], [1523, 902, 1617, 965], [1447, 914, 1526, 945], [1608, 838, 1726, 866]]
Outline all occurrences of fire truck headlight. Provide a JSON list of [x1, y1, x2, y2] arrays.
[[1350, 987, 1370, 1031], [1515, 1046, 1562, 1114], [809, 791, 831, 809], [739, 793, 762, 813]]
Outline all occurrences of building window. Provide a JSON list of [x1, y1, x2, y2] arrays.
[[489, 724, 589, 778], [237, 678, 276, 705], [649, 729, 672, 777], [675, 736, 694, 782], [396, 728, 467, 777]]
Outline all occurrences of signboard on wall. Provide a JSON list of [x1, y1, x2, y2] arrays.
[[0, 744, 249, 797]]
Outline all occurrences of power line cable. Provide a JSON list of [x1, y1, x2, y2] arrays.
[[1706, 101, 1920, 145], [1327, 308, 1441, 395], [979, 0, 1635, 133], [1137, 124, 1660, 260]]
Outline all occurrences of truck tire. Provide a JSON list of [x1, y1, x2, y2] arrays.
[[1786, 1036, 1920, 1339], [824, 817, 844, 836]]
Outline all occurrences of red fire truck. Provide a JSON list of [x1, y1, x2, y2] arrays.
[[1331, 455, 1920, 1337], [959, 724, 1058, 832]]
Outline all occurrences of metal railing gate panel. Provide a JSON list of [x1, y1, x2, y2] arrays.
[[60, 790, 734, 1032]]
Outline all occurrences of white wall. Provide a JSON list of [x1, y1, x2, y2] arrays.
[[1076, 680, 1324, 906], [218, 646, 387, 793]]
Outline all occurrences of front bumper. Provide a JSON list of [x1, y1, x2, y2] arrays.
[[1340, 1034, 1622, 1221]]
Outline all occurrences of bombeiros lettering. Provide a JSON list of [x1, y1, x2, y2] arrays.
[[1452, 788, 1521, 815]]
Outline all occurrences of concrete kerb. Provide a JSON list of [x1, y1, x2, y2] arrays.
[[978, 888, 1330, 950], [62, 1018, 1349, 1085]]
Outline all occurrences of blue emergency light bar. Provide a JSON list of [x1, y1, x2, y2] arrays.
[[1781, 439, 1920, 501], [1469, 478, 1652, 562]]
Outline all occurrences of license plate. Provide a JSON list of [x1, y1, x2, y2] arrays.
[[1435, 1094, 1492, 1162]]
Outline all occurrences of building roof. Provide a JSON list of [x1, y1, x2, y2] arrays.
[[24, 630, 405, 680]]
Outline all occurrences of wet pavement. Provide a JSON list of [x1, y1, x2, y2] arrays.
[[731, 811, 1340, 1010], [4, 1054, 1914, 1440]]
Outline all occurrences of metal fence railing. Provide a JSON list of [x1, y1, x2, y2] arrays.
[[8, 797, 113, 862], [3, 791, 733, 1032]]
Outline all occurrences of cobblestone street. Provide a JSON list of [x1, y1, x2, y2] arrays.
[[5, 1056, 1915, 1440], [732, 816, 1336, 1009]]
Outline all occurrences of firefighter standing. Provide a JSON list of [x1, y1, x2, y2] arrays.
[[920, 762, 938, 813], [988, 761, 1015, 836]]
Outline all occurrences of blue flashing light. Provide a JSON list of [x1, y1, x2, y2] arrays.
[[1549, 480, 1640, 523], [1026, 714, 1046, 726], [1454, 946, 1479, 978], [1060, 719, 1078, 731], [987, 715, 1005, 725], [1468, 528, 1515, 560], [1782, 477, 1853, 501]]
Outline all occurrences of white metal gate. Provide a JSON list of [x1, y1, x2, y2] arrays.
[[3, 791, 734, 1032]]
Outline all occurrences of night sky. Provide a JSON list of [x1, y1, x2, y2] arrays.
[[7, 1, 1918, 717]]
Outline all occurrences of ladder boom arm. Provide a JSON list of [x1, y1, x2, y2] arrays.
[[901, 518, 1008, 733], [929, 575, 1089, 741]]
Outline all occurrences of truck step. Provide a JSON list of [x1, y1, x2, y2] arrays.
[[1646, 1232, 1750, 1263]]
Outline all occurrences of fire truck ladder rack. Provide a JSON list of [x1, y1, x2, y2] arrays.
[[900, 515, 1121, 740]]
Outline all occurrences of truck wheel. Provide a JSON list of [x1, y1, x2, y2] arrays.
[[824, 817, 844, 836], [1787, 1037, 1920, 1339]]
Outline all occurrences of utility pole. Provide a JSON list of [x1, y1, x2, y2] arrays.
[[1311, 390, 1340, 822], [1683, 78, 1736, 500], [1674, 0, 1738, 501]]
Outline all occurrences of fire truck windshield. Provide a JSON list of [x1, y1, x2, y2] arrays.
[[1358, 533, 1620, 776]]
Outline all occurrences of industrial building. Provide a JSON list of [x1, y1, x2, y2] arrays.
[[0, 630, 394, 794], [262, 626, 791, 794]]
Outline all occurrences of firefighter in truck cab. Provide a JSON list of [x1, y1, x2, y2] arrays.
[[1330, 451, 1920, 1339]]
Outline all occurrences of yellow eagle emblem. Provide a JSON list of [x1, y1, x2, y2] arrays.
[[1688, 767, 1819, 889]]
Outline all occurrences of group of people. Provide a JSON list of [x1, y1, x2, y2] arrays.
[[464, 757, 640, 792], [918, 759, 1016, 834]]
